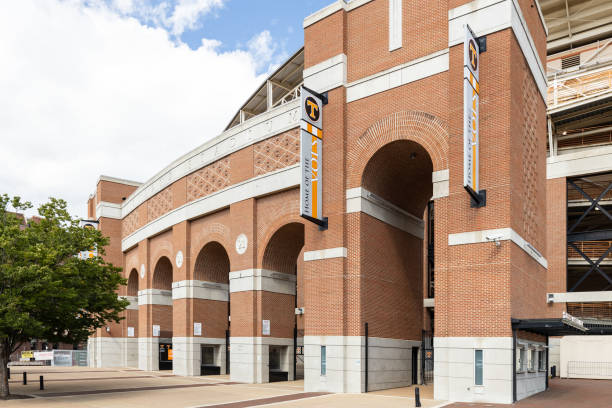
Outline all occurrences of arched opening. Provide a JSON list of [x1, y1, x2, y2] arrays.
[[360, 139, 434, 391], [152, 256, 173, 370], [193, 242, 231, 376], [127, 269, 139, 297], [261, 222, 305, 382]]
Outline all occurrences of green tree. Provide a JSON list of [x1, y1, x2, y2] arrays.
[[0, 194, 127, 398]]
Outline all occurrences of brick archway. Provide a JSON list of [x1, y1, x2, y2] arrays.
[[193, 241, 231, 283], [127, 269, 139, 296], [152, 256, 173, 290], [348, 111, 449, 189]]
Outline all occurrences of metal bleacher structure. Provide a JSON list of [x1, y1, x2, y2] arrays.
[[541, 0, 612, 330]]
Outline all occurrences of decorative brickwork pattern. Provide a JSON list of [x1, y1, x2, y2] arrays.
[[148, 188, 173, 223], [253, 129, 300, 176], [522, 70, 539, 247], [186, 158, 231, 202], [122, 210, 140, 238]]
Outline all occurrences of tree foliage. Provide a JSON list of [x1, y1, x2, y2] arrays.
[[0, 194, 127, 398]]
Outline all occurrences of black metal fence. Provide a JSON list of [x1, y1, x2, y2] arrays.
[[422, 330, 434, 384]]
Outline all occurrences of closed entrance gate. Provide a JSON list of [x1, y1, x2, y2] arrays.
[[159, 343, 173, 371], [422, 330, 434, 384]]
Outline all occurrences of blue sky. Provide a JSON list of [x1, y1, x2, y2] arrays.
[[0, 0, 335, 217], [180, 1, 331, 55]]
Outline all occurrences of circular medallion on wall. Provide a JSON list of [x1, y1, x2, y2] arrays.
[[235, 233, 248, 255], [140, 264, 146, 279], [175, 250, 184, 268]]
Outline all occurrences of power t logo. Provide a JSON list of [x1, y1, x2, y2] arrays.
[[469, 39, 478, 72], [305, 96, 320, 121]]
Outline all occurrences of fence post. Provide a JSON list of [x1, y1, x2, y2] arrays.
[[39, 376, 44, 391], [23, 371, 27, 385], [415, 387, 421, 407]]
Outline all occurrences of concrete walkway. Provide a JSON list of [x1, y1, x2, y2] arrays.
[[3, 366, 448, 408]]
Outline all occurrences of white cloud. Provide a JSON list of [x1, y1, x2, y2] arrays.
[[0, 0, 274, 218], [247, 30, 288, 74]]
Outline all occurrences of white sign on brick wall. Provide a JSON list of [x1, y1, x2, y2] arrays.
[[262, 320, 270, 336]]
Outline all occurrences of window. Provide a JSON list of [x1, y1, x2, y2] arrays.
[[517, 347, 526, 373], [529, 349, 536, 372], [475, 349, 483, 385], [538, 350, 546, 372], [321, 346, 327, 376]]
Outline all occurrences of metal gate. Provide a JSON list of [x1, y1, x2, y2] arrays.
[[422, 330, 434, 384]]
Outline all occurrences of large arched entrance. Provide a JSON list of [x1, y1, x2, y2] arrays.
[[192, 241, 231, 376], [152, 256, 173, 370], [358, 139, 434, 391], [261, 222, 305, 382]]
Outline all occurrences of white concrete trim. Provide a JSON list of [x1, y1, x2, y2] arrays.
[[448, 228, 547, 268], [448, 0, 547, 100], [119, 100, 300, 220], [304, 247, 347, 261], [122, 165, 299, 251], [229, 269, 296, 295], [138, 288, 172, 306], [171, 280, 229, 301], [547, 291, 612, 303], [303, 0, 375, 28], [432, 169, 450, 199], [303, 54, 347, 93], [96, 201, 122, 220], [346, 187, 425, 239], [424, 298, 435, 308], [346, 49, 449, 103], [120, 295, 139, 310], [547, 145, 612, 179], [99, 175, 142, 187], [389, 0, 402, 51]]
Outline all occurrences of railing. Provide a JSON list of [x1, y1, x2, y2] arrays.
[[548, 67, 612, 110], [568, 241, 612, 260], [568, 361, 612, 378], [567, 302, 612, 321], [272, 82, 302, 109]]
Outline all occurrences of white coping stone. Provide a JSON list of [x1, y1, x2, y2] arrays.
[[122, 164, 300, 251], [138, 289, 172, 306], [434, 337, 515, 404], [547, 144, 612, 179], [448, 0, 546, 100], [303, 54, 347, 93], [99, 175, 142, 187], [432, 169, 450, 199], [303, 247, 347, 262], [230, 337, 294, 384], [120, 295, 139, 310], [171, 280, 229, 301], [448, 227, 548, 269], [303, 0, 374, 28], [229, 269, 296, 295], [547, 291, 612, 303], [118, 100, 300, 220], [346, 187, 425, 239], [346, 49, 449, 103], [172, 337, 227, 376], [423, 298, 435, 308]]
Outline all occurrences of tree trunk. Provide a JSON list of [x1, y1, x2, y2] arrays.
[[0, 342, 9, 399]]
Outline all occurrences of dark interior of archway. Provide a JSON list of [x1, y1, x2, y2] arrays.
[[152, 257, 173, 290], [262, 223, 305, 275], [194, 242, 231, 283], [361, 140, 433, 217], [127, 269, 139, 296]]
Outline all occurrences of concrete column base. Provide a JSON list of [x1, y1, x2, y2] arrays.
[[138, 337, 159, 371], [172, 337, 226, 376], [87, 337, 138, 368], [304, 336, 420, 393], [230, 337, 293, 383]]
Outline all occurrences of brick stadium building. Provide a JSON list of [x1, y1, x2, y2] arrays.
[[85, 0, 612, 404]]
